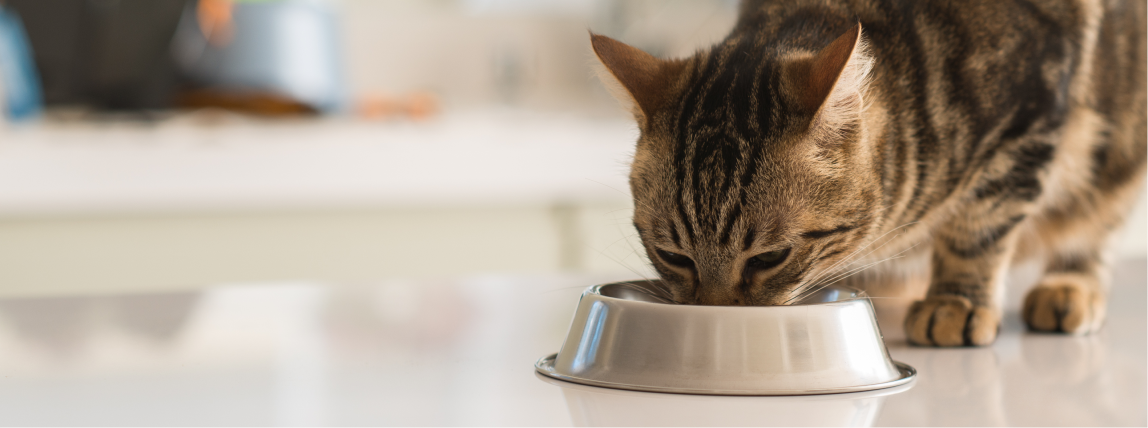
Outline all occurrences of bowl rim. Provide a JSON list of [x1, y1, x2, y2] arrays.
[[533, 368, 916, 400], [586, 280, 872, 309], [534, 353, 917, 396]]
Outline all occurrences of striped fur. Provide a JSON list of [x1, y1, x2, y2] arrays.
[[593, 0, 1146, 346]]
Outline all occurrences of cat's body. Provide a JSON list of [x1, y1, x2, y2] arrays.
[[592, 0, 1145, 346]]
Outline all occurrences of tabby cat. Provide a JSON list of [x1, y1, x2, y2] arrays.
[[591, 0, 1146, 346]]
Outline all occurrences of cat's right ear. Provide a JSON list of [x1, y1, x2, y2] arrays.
[[790, 23, 872, 131], [590, 33, 683, 124]]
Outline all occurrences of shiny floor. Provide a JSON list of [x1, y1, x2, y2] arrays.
[[0, 261, 1142, 426]]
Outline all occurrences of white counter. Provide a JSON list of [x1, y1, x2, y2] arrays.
[[0, 260, 1141, 426], [0, 110, 637, 216], [0, 111, 653, 296]]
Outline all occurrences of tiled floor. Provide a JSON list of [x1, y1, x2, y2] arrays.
[[0, 260, 1142, 426]]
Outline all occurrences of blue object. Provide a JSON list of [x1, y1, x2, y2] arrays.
[[0, 6, 42, 121], [171, 0, 347, 113]]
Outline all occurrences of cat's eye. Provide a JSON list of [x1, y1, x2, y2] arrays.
[[746, 248, 790, 270], [655, 248, 695, 269]]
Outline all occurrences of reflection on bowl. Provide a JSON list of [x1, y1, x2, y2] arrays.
[[537, 372, 913, 427], [536, 280, 915, 395]]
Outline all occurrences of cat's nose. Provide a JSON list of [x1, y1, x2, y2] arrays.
[[694, 269, 746, 305], [695, 289, 744, 305], [688, 278, 743, 305]]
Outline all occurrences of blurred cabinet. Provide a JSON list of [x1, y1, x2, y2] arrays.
[[0, 111, 648, 296]]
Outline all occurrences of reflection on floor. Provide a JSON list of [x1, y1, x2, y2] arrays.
[[546, 373, 909, 426], [873, 259, 1146, 427], [0, 292, 199, 354], [0, 262, 1141, 426]]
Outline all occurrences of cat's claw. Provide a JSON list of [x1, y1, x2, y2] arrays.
[[1023, 278, 1105, 335], [904, 295, 1000, 347]]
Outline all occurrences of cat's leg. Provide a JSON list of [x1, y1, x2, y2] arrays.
[[1023, 178, 1142, 334], [904, 212, 1024, 346], [1024, 100, 1146, 333], [1023, 249, 1108, 334], [905, 128, 1063, 347], [902, 139, 1049, 347]]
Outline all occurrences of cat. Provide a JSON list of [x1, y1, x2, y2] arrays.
[[591, 0, 1146, 346]]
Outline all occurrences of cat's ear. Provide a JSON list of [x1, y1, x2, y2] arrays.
[[793, 23, 872, 127], [590, 33, 684, 123]]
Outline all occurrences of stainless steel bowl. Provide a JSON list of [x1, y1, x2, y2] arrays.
[[535, 280, 915, 395]]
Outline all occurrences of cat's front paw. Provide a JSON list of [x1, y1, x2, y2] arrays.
[[904, 295, 1000, 346], [1023, 277, 1105, 334]]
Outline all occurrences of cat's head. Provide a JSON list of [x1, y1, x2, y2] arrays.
[[593, 23, 882, 305]]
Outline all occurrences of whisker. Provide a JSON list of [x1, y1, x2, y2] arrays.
[[787, 259, 890, 304], [602, 234, 639, 253], [785, 240, 923, 304], [784, 256, 904, 304], [814, 232, 902, 282], [589, 246, 652, 282], [788, 232, 902, 301], [584, 178, 660, 215], [818, 255, 905, 290], [787, 241, 921, 305], [790, 240, 922, 304], [538, 285, 599, 295], [609, 230, 659, 275], [788, 221, 920, 301], [800, 221, 918, 289]]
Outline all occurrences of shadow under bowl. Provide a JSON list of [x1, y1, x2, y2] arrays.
[[535, 280, 915, 395]]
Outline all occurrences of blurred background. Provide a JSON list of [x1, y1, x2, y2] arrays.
[[0, 1, 1143, 424], [0, 0, 749, 298], [0, 0, 1142, 298]]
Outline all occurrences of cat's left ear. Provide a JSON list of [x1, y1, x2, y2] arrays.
[[590, 33, 685, 125], [791, 23, 873, 128]]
